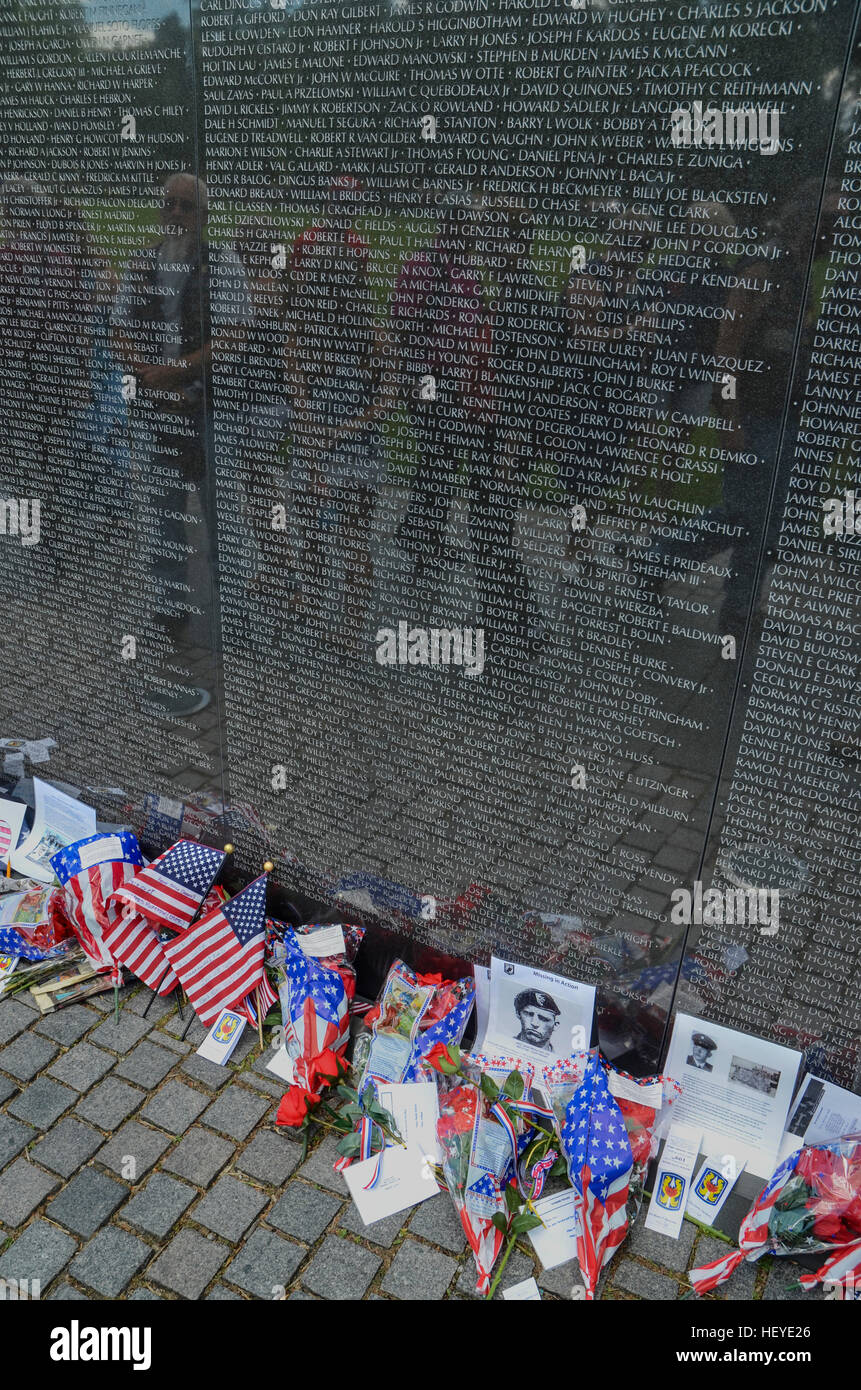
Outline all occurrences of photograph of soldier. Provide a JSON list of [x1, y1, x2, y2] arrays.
[[687, 1032, 717, 1072]]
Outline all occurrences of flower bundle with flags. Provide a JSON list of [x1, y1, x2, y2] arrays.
[[0, 885, 75, 962], [50, 832, 146, 973], [164, 871, 271, 1027], [272, 925, 364, 1127], [689, 1135, 861, 1296], [551, 1050, 679, 1299]]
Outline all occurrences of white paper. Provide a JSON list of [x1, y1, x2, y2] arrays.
[[527, 1189, 581, 1270], [266, 1047, 296, 1083], [644, 1123, 702, 1238], [197, 1009, 246, 1065], [664, 1013, 802, 1178], [484, 956, 595, 1066], [779, 1074, 861, 1160], [10, 779, 96, 883], [343, 1143, 437, 1224], [297, 924, 346, 958], [473, 964, 491, 1048], [502, 1277, 542, 1301], [686, 1154, 745, 1224], [377, 1082, 441, 1164], [0, 798, 27, 867], [78, 835, 124, 869]]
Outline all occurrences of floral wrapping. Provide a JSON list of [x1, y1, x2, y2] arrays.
[[690, 1135, 861, 1296], [436, 1052, 536, 1296]]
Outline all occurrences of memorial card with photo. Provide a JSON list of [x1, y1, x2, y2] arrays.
[[777, 1075, 861, 1161], [483, 957, 595, 1068], [665, 1013, 802, 1178]]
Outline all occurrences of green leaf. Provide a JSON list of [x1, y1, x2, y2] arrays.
[[336, 1085, 359, 1104], [503, 1070, 524, 1100], [437, 1055, 459, 1075], [510, 1212, 543, 1235], [550, 1158, 568, 1179], [491, 1211, 509, 1234], [480, 1074, 499, 1102], [336, 1131, 361, 1157], [504, 1183, 521, 1213], [448, 1044, 461, 1067]]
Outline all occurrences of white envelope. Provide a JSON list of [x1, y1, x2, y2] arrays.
[[343, 1144, 437, 1224]]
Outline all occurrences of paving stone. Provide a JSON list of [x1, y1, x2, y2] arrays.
[[207, 1283, 244, 1300], [0, 1156, 60, 1225], [0, 1073, 17, 1104], [192, 1174, 268, 1242], [122, 1173, 196, 1239], [70, 1227, 150, 1298], [240, 1053, 288, 1097], [141, 1080, 208, 1135], [457, 1247, 538, 1299], [269, 1181, 342, 1242], [0, 999, 38, 1044], [0, 1114, 35, 1167], [89, 1012, 152, 1053], [127, 990, 174, 1019], [48, 1283, 90, 1301], [32, 1118, 103, 1178], [128, 1287, 165, 1300], [289, 1289, 318, 1300], [0, 1032, 58, 1081], [149, 1228, 229, 1299], [96, 1120, 171, 1181], [225, 1227, 305, 1299], [339, 1204, 406, 1249], [33, 1005, 99, 1044], [298, 1135, 351, 1195], [114, 1041, 177, 1089], [46, 1167, 129, 1238], [229, 1032, 259, 1066], [302, 1233, 380, 1300], [180, 1053, 234, 1090], [612, 1258, 680, 1300], [537, 1258, 581, 1299], [763, 1259, 823, 1301], [8, 1077, 76, 1129], [149, 1028, 192, 1055], [408, 1194, 467, 1253], [163, 1012, 206, 1045], [76, 1077, 145, 1130], [162, 1126, 235, 1186], [46, 1042, 115, 1092], [202, 1087, 269, 1141], [382, 1238, 457, 1300], [693, 1236, 758, 1300], [0, 1217, 77, 1289], [236, 1130, 301, 1186], [629, 1214, 696, 1272]]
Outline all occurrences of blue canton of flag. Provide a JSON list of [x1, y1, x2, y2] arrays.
[[110, 839, 225, 929], [467, 1172, 500, 1202]]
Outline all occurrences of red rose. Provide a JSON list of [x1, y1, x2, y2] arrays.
[[425, 1042, 458, 1072], [276, 1085, 316, 1127], [812, 1213, 853, 1243], [307, 1049, 343, 1092]]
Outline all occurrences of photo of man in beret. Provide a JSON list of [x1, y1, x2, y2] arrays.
[[513, 989, 560, 1053]]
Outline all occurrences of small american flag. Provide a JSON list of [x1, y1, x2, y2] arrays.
[[51, 833, 144, 971], [110, 839, 224, 930], [101, 909, 179, 995], [164, 872, 268, 1027], [280, 931, 349, 1085], [562, 1050, 633, 1299], [404, 984, 475, 1082]]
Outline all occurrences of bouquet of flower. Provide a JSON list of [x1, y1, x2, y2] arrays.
[[689, 1135, 861, 1296], [351, 959, 474, 1093], [0, 885, 76, 962], [271, 924, 364, 1128], [550, 1049, 680, 1299], [433, 1049, 541, 1296]]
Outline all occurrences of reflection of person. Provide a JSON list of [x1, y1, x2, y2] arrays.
[[686, 1032, 717, 1071], [513, 989, 560, 1052], [111, 173, 251, 708]]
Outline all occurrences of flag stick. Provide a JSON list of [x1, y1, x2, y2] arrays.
[[142, 963, 171, 1017]]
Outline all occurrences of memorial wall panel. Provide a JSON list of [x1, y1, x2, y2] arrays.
[[0, 0, 858, 1081]]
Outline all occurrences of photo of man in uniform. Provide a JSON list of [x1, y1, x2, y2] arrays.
[[513, 989, 560, 1053], [687, 1032, 717, 1071]]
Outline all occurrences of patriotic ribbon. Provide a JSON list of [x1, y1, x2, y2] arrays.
[[359, 1078, 387, 1190], [488, 1095, 556, 1200], [528, 1151, 557, 1201]]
